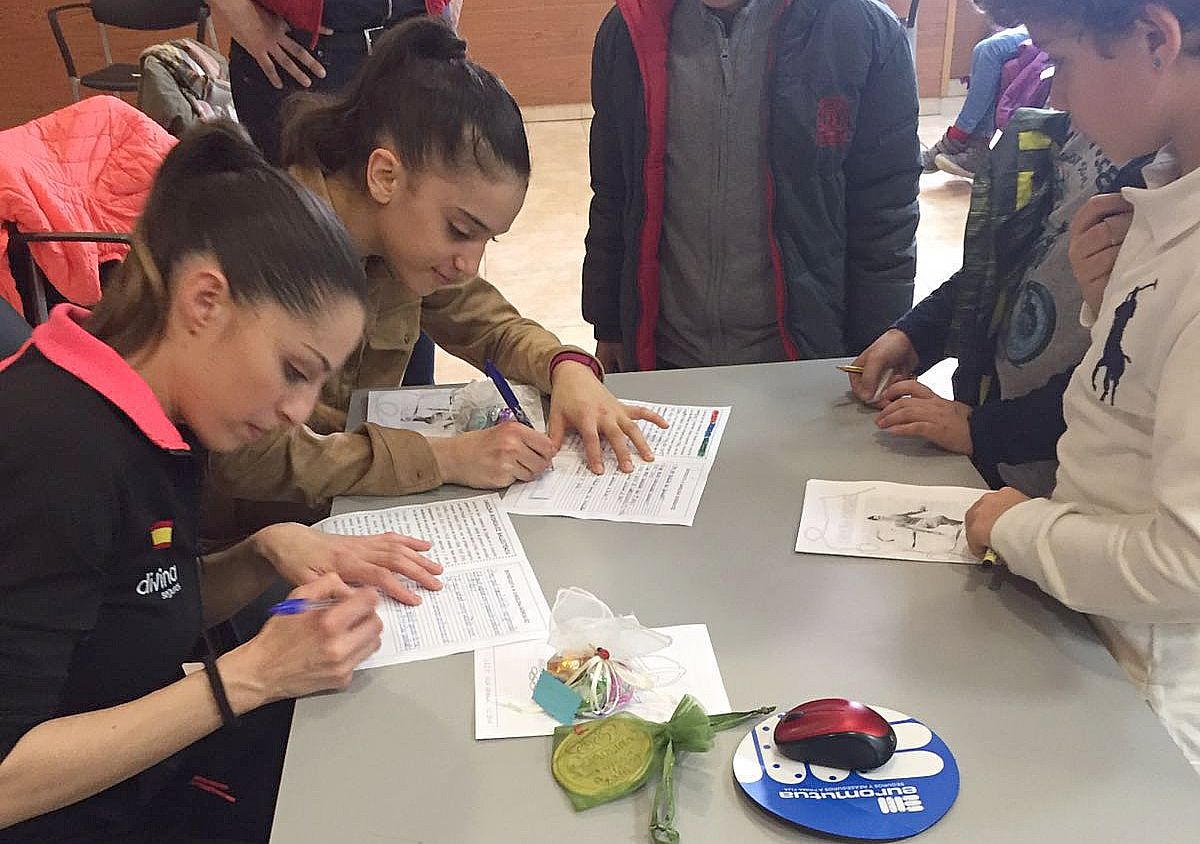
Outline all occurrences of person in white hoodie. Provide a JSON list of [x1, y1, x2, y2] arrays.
[[963, 0, 1200, 774]]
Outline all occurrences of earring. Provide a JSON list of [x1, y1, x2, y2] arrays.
[[1153, 55, 1162, 69]]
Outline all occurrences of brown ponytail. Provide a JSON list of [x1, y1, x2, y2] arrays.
[[88, 121, 367, 357], [86, 234, 170, 357], [281, 17, 530, 185]]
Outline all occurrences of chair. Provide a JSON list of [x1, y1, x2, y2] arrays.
[[48, 0, 217, 102], [0, 228, 123, 353], [0, 97, 176, 324], [904, 0, 919, 70], [6, 225, 131, 325]]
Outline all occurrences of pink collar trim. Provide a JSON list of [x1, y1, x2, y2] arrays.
[[26, 305, 189, 452]]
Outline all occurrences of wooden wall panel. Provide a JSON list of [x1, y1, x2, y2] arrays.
[[948, 0, 992, 81], [1, 0, 959, 129], [0, 1, 203, 129], [458, 1, 611, 106], [912, 0, 949, 98]]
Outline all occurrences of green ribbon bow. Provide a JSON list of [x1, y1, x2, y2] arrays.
[[551, 695, 774, 843]]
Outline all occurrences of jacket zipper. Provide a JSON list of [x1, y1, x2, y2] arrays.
[[711, 22, 732, 362]]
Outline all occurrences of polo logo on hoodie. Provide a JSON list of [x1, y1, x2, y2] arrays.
[[150, 520, 174, 550], [816, 96, 850, 147], [1092, 281, 1157, 405]]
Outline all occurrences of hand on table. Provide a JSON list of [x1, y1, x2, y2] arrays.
[[848, 329, 919, 406], [548, 360, 669, 474], [874, 380, 974, 455], [255, 522, 442, 605], [964, 487, 1030, 558]]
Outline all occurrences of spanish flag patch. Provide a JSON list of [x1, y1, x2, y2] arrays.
[[150, 520, 174, 550]]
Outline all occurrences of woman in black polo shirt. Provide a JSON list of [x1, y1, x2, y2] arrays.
[[0, 123, 442, 843]]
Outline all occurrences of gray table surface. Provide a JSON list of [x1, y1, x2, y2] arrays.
[[272, 361, 1200, 843]]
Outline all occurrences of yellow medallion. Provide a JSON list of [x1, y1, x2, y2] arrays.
[[552, 718, 655, 802]]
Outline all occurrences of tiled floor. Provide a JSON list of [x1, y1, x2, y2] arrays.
[[434, 100, 972, 396]]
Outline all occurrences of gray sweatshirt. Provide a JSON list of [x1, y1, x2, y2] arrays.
[[655, 0, 783, 368]]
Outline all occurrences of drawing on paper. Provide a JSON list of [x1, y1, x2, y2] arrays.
[[368, 390, 456, 437], [796, 480, 980, 564], [866, 507, 965, 555], [367, 384, 546, 437]]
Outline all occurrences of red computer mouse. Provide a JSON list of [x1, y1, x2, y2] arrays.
[[773, 698, 897, 770]]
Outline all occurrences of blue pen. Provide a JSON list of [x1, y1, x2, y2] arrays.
[[270, 597, 342, 616], [483, 359, 534, 428]]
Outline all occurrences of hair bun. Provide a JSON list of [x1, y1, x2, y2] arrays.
[[161, 120, 265, 182], [393, 17, 467, 63]]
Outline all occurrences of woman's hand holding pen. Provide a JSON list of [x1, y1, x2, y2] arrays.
[[429, 423, 556, 488], [219, 574, 382, 707], [964, 487, 1029, 558], [847, 329, 918, 406], [254, 523, 443, 606], [548, 360, 668, 474]]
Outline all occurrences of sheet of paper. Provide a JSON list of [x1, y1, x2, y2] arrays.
[[474, 623, 732, 739], [314, 494, 551, 669], [366, 384, 545, 436], [795, 479, 983, 564], [501, 402, 731, 526]]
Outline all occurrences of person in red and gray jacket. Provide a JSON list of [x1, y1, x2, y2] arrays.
[[584, 0, 921, 372]]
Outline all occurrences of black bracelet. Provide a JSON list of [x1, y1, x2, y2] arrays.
[[202, 653, 239, 730]]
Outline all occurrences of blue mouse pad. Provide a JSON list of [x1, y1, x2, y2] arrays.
[[733, 705, 958, 840]]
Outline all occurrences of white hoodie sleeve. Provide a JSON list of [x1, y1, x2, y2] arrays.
[[991, 312, 1200, 623]]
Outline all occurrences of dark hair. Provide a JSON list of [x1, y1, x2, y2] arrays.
[[88, 121, 368, 356], [281, 17, 530, 185], [975, 0, 1200, 42]]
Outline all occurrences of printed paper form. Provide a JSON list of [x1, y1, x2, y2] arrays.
[[474, 624, 732, 740], [314, 494, 552, 669], [795, 479, 983, 565], [502, 402, 731, 526]]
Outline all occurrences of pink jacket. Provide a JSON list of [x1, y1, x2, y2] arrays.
[[0, 97, 176, 318]]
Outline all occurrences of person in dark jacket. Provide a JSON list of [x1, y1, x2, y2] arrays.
[[583, 0, 921, 372], [849, 109, 1149, 497], [211, 0, 443, 164]]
